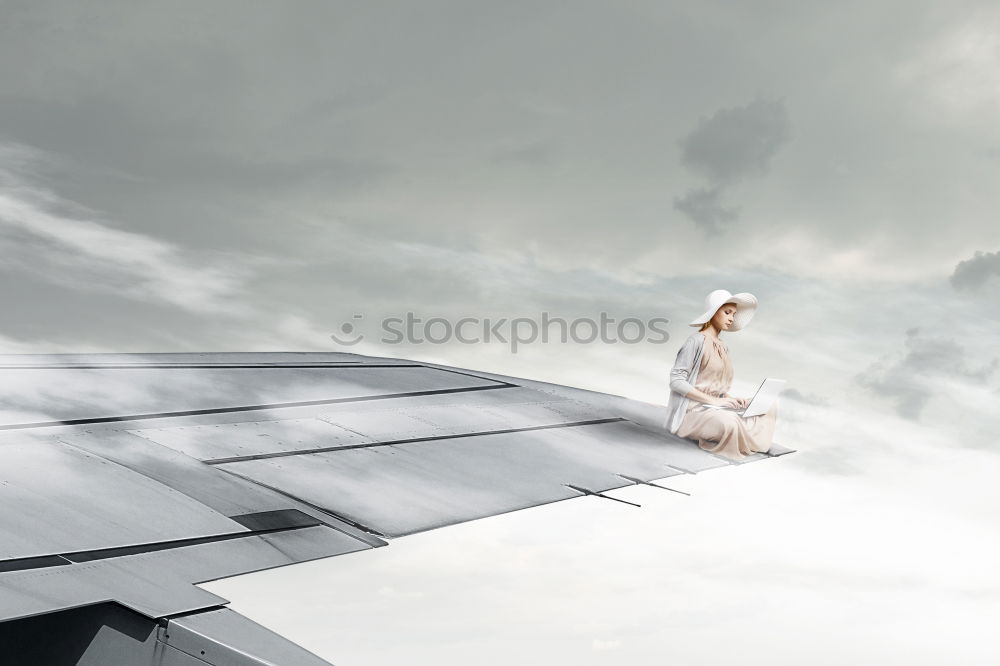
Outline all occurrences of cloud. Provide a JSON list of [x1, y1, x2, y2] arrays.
[[782, 388, 829, 407], [376, 585, 425, 599], [672, 185, 739, 235], [856, 327, 998, 420], [675, 98, 789, 235], [0, 331, 58, 355], [679, 98, 790, 184], [950, 250, 1000, 290], [0, 143, 255, 314], [591, 638, 621, 651], [894, 14, 1000, 125], [491, 142, 555, 166]]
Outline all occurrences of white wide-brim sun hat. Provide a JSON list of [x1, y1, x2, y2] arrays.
[[688, 289, 758, 331]]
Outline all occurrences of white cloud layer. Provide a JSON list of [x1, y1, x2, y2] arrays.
[[205, 357, 1000, 664]]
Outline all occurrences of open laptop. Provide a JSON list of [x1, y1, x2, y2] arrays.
[[703, 378, 786, 418]]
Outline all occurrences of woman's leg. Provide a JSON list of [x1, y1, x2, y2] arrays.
[[694, 406, 776, 459]]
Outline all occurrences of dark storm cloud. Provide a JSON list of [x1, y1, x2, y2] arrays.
[[950, 250, 1000, 290], [857, 327, 998, 420], [674, 98, 789, 234], [672, 185, 738, 235], [679, 98, 790, 184]]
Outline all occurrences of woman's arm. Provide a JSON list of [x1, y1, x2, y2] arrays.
[[669, 336, 740, 408], [668, 336, 699, 396], [670, 335, 740, 407]]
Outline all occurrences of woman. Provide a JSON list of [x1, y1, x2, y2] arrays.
[[663, 289, 776, 460]]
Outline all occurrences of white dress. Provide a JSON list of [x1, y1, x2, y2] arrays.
[[674, 335, 777, 459]]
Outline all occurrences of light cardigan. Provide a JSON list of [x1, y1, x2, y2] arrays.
[[662, 331, 731, 434]]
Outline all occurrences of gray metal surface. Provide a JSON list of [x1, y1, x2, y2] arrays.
[[0, 555, 229, 623], [0, 525, 370, 623], [165, 608, 332, 666], [0, 602, 161, 665], [0, 436, 242, 560], [0, 602, 336, 666], [0, 350, 793, 665], [128, 392, 621, 464], [217, 418, 717, 537], [0, 363, 503, 428], [132, 417, 372, 462], [0, 351, 370, 366], [56, 429, 327, 519]]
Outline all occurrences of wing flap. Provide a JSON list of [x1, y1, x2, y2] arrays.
[[0, 437, 244, 560], [164, 607, 332, 666], [0, 524, 370, 623], [215, 419, 727, 538], [126, 387, 618, 463]]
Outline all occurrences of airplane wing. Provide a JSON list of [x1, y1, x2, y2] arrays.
[[0, 352, 793, 665]]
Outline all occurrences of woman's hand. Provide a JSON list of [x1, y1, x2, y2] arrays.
[[685, 388, 742, 409], [712, 395, 742, 409]]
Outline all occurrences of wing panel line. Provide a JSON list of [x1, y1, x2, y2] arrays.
[[204, 417, 629, 464], [0, 383, 517, 431], [0, 510, 325, 574]]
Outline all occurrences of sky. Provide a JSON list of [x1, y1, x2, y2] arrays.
[[2, 1, 1000, 663]]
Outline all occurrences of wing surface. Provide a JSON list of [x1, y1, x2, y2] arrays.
[[0, 351, 793, 664]]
